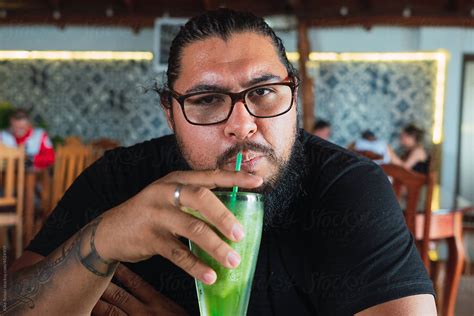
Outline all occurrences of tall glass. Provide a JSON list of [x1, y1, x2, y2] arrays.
[[188, 191, 264, 316]]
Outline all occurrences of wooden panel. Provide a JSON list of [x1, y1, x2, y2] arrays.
[[1, 0, 474, 28]]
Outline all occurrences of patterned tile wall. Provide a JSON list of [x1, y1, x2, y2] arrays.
[[0, 59, 436, 149], [0, 60, 170, 146], [308, 61, 436, 148]]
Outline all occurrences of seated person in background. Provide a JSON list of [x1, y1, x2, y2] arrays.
[[312, 119, 331, 140], [0, 109, 55, 170], [388, 124, 430, 174], [348, 130, 390, 164]]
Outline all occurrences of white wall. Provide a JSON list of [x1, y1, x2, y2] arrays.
[[0, 26, 153, 51], [460, 61, 474, 202], [419, 28, 474, 201], [0, 25, 473, 194]]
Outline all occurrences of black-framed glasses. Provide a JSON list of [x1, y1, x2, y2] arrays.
[[166, 78, 299, 126]]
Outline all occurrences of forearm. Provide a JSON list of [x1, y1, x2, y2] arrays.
[[388, 146, 403, 165], [4, 217, 118, 315]]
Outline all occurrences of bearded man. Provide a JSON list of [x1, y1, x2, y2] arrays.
[[6, 9, 435, 316]]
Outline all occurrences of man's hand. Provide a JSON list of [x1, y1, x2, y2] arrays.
[[92, 264, 188, 316], [94, 169, 263, 285]]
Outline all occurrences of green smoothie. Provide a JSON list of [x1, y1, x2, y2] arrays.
[[187, 192, 264, 316]]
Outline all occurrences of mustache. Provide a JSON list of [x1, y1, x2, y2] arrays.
[[216, 141, 277, 168]]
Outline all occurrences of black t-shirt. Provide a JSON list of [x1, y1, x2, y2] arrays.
[[26, 130, 434, 315]]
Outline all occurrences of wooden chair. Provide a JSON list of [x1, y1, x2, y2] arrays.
[[63, 136, 83, 146], [381, 163, 465, 316], [0, 144, 25, 258], [90, 138, 120, 161], [347, 143, 384, 161], [47, 143, 93, 217], [354, 150, 384, 161]]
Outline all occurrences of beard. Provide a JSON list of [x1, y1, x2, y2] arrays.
[[254, 131, 305, 230], [173, 127, 305, 231]]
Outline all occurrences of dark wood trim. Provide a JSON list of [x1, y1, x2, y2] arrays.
[[297, 21, 315, 132], [1, 13, 474, 29], [303, 16, 474, 28]]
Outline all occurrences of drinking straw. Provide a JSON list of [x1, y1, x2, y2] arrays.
[[230, 151, 243, 209]]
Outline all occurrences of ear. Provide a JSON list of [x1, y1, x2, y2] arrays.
[[160, 95, 174, 132], [164, 107, 174, 131], [293, 86, 299, 112]]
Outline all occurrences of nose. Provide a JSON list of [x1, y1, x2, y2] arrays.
[[224, 101, 257, 141]]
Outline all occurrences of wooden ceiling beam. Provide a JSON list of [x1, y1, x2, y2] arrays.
[[0, 0, 45, 10], [1, 1, 474, 28], [305, 15, 474, 27], [203, 0, 219, 10], [123, 0, 136, 12], [358, 0, 372, 11], [46, 0, 60, 9], [2, 13, 474, 28]]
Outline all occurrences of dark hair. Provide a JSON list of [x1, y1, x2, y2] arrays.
[[402, 124, 424, 143], [361, 129, 375, 140], [160, 8, 298, 106], [9, 108, 30, 121], [313, 119, 331, 131]]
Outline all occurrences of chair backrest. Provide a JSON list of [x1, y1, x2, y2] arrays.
[[0, 144, 25, 209], [381, 163, 436, 265], [50, 143, 93, 212], [63, 136, 83, 146], [90, 138, 120, 161], [0, 144, 25, 258]]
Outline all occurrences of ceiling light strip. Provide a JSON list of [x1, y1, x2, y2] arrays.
[[0, 51, 153, 60]]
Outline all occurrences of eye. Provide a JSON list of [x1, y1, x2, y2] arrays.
[[188, 94, 226, 106], [199, 95, 218, 104], [250, 88, 273, 97]]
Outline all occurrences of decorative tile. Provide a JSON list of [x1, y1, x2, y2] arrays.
[[0, 59, 436, 149], [0, 60, 171, 146], [309, 60, 436, 148]]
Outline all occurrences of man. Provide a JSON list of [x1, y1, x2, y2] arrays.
[[0, 109, 55, 170], [6, 9, 435, 315], [312, 119, 331, 140], [349, 130, 390, 164]]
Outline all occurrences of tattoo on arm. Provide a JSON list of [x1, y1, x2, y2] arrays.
[[3, 216, 118, 314]]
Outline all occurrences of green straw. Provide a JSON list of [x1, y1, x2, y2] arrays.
[[230, 151, 243, 209]]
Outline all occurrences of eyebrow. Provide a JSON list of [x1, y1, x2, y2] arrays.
[[184, 73, 282, 94]]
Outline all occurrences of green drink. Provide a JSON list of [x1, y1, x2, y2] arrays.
[[188, 191, 264, 316]]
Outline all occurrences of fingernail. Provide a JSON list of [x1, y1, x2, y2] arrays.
[[203, 271, 216, 285], [232, 223, 245, 241], [227, 251, 241, 268]]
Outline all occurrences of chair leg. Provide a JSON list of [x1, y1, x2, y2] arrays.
[[15, 222, 23, 259], [463, 230, 472, 275], [0, 227, 7, 250], [443, 217, 465, 316]]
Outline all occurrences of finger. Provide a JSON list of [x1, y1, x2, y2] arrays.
[[156, 183, 243, 243], [166, 208, 240, 270], [92, 299, 127, 316], [179, 185, 245, 242], [115, 264, 188, 313], [157, 235, 217, 285], [161, 169, 263, 189], [101, 282, 144, 314], [114, 264, 159, 303]]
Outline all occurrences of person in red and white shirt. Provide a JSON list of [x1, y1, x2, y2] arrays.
[[0, 109, 55, 170]]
